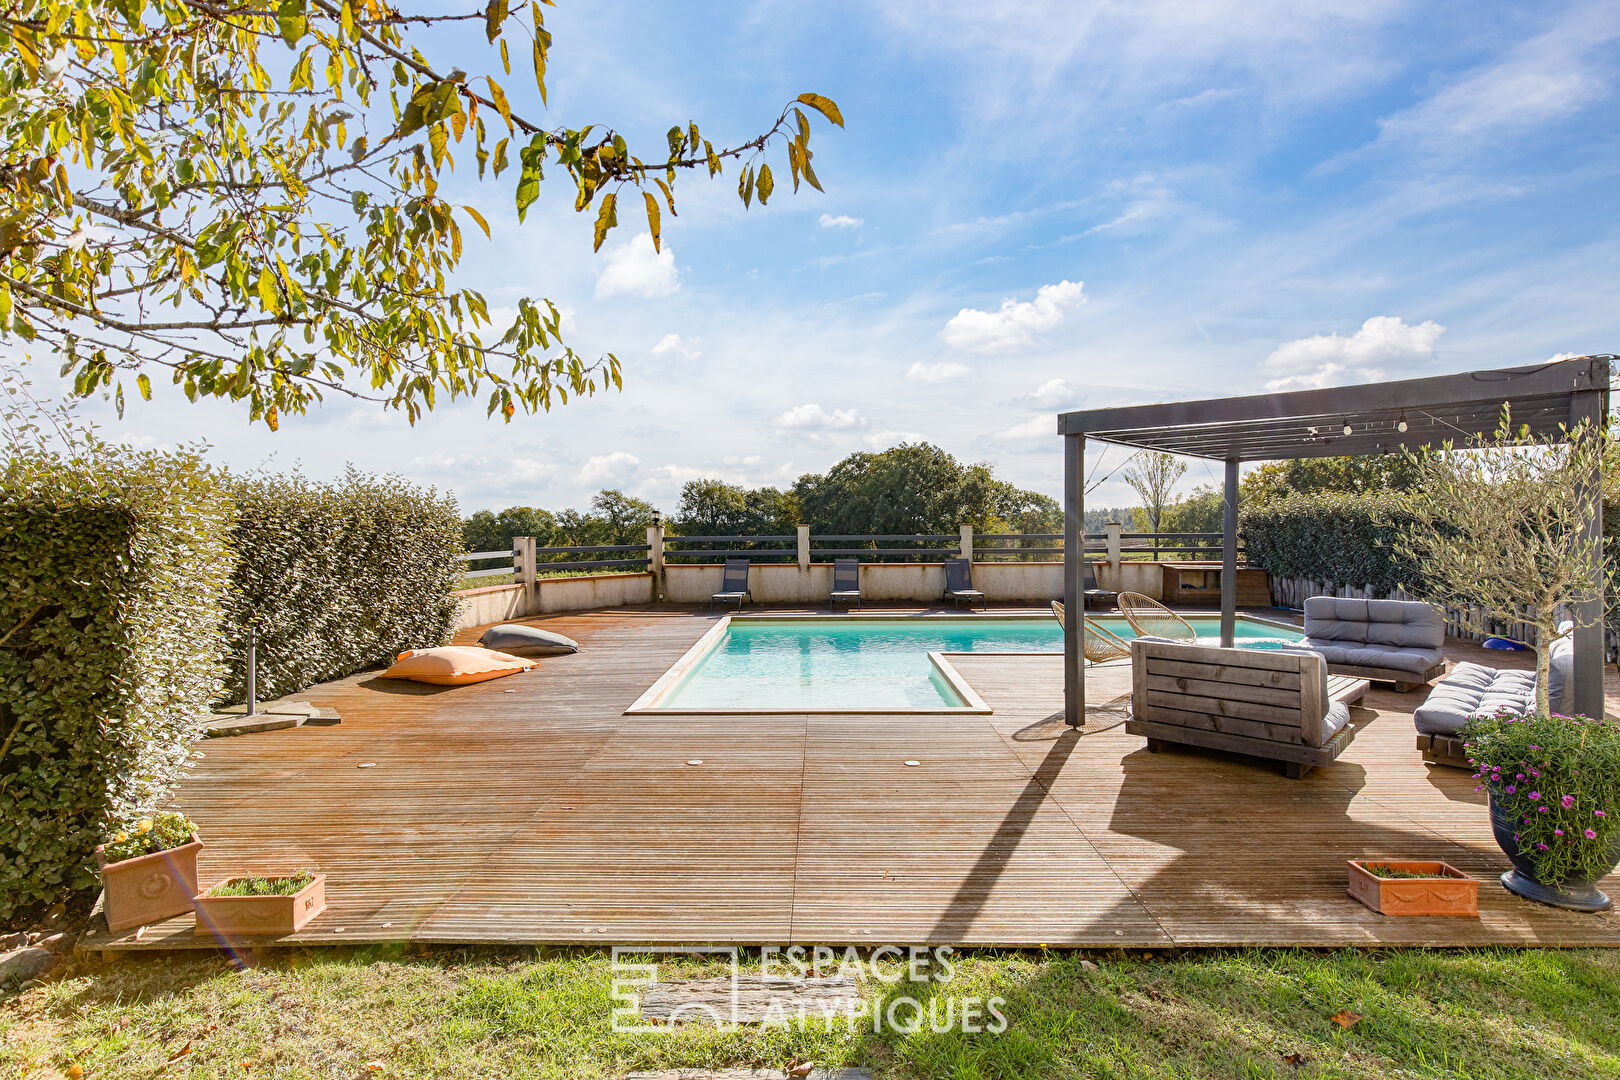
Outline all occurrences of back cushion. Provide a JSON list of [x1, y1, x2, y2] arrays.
[[1547, 620, 1575, 714], [1303, 596, 1443, 649]]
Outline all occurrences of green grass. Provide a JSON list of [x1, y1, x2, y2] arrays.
[[5, 947, 1619, 1078]]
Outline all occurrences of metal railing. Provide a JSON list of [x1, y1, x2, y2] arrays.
[[535, 543, 651, 573], [663, 534, 797, 564], [459, 548, 518, 580]]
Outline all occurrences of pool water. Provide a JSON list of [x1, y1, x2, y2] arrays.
[[646, 616, 1303, 712]]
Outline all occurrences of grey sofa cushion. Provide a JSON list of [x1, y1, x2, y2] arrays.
[[1547, 620, 1575, 714], [1303, 597, 1444, 648], [477, 623, 580, 657], [1322, 700, 1352, 742], [1302, 640, 1445, 676], [1413, 661, 1536, 735]]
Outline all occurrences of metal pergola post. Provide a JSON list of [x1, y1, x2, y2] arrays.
[[1572, 387, 1605, 718], [1221, 458, 1238, 648], [1063, 432, 1084, 726]]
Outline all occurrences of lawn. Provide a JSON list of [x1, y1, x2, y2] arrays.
[[4, 947, 1619, 1079]]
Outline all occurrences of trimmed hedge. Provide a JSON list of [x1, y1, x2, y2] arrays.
[[223, 469, 463, 702], [1240, 491, 1420, 594], [0, 447, 232, 919]]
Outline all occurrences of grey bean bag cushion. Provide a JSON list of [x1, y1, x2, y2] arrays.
[[477, 623, 579, 657]]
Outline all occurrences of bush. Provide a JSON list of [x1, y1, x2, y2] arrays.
[[0, 446, 232, 919], [223, 468, 463, 702], [1240, 490, 1420, 593]]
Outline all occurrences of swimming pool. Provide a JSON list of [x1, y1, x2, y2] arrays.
[[626, 614, 1305, 714]]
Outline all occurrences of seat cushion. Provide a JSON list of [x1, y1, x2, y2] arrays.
[[1322, 700, 1352, 742], [1302, 597, 1444, 650], [1413, 662, 1536, 735], [478, 623, 579, 657], [383, 646, 535, 685], [1301, 639, 1444, 676]]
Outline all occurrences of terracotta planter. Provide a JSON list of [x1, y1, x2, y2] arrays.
[[1347, 860, 1479, 917], [95, 834, 203, 932], [1489, 793, 1618, 913], [193, 874, 327, 937]]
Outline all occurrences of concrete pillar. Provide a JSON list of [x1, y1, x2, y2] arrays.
[[513, 536, 538, 615], [959, 524, 973, 563], [647, 522, 665, 603], [1105, 521, 1122, 575], [797, 525, 810, 572], [1064, 434, 1085, 726]]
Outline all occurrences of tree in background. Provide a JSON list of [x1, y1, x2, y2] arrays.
[[462, 506, 557, 552], [1122, 452, 1186, 533], [1160, 484, 1225, 547], [1242, 455, 1419, 504], [1395, 416, 1610, 714], [673, 480, 800, 536], [0, 1, 840, 427], [554, 489, 659, 547], [793, 443, 1042, 535]]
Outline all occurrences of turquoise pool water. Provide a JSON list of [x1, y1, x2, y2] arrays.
[[648, 616, 1303, 712]]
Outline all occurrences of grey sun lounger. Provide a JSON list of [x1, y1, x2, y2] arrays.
[[1083, 556, 1117, 610], [943, 558, 985, 610], [710, 557, 752, 611], [829, 558, 861, 609]]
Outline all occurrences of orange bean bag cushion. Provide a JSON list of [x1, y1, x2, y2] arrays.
[[382, 646, 536, 685]]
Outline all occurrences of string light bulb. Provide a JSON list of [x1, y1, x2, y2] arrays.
[[1341, 421, 1353, 436], [1396, 412, 1409, 433]]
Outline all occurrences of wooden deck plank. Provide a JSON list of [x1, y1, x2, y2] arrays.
[[82, 608, 1620, 952]]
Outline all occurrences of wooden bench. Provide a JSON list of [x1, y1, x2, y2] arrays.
[[1126, 639, 1370, 779], [1416, 733, 1471, 769]]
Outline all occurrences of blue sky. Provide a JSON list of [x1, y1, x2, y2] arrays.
[[66, 0, 1620, 512]]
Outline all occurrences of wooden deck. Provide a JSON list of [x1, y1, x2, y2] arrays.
[[87, 608, 1620, 951]]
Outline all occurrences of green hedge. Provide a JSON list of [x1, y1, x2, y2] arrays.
[[0, 447, 232, 919], [1240, 491, 1420, 594], [223, 469, 463, 702]]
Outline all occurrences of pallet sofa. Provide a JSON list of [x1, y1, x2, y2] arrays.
[[1413, 622, 1573, 768], [1127, 637, 1370, 779], [1301, 597, 1446, 692]]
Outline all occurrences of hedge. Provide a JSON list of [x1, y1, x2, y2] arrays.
[[1239, 490, 1421, 595], [0, 446, 232, 920], [222, 468, 463, 702]]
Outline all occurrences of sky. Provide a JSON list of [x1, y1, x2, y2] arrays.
[[48, 0, 1620, 513]]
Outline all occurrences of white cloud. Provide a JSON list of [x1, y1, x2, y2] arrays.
[[1015, 377, 1079, 408], [906, 360, 972, 383], [1370, 4, 1620, 156], [1262, 316, 1445, 391], [819, 213, 863, 228], [651, 333, 700, 360], [509, 458, 558, 483], [865, 429, 930, 449], [594, 233, 679, 299], [578, 451, 641, 485], [775, 403, 865, 430], [991, 417, 1055, 443], [939, 280, 1087, 354]]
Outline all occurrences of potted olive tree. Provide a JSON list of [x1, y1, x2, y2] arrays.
[[95, 811, 203, 931], [1397, 413, 1620, 909]]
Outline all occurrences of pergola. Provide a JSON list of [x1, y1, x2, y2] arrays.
[[1057, 355, 1613, 726]]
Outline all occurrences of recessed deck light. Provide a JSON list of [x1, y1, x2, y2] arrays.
[[686, 759, 703, 766]]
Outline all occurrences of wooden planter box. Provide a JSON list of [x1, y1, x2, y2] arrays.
[[193, 874, 327, 936], [96, 835, 203, 932], [1347, 860, 1478, 916]]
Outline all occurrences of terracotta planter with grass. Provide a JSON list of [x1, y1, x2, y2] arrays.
[[193, 873, 327, 936], [95, 834, 203, 932], [1347, 860, 1478, 916]]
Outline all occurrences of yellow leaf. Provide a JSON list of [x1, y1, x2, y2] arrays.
[[757, 163, 774, 205], [487, 77, 514, 134], [592, 191, 617, 252], [463, 205, 491, 238], [137, 373, 151, 400], [795, 92, 844, 128], [643, 191, 661, 252]]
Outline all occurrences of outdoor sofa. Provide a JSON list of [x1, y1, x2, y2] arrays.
[[1414, 621, 1573, 768], [1126, 637, 1369, 778], [1301, 597, 1446, 691]]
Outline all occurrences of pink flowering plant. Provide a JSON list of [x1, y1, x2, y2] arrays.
[[1465, 711, 1620, 886]]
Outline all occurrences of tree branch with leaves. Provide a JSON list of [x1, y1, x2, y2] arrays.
[[0, 0, 842, 428]]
